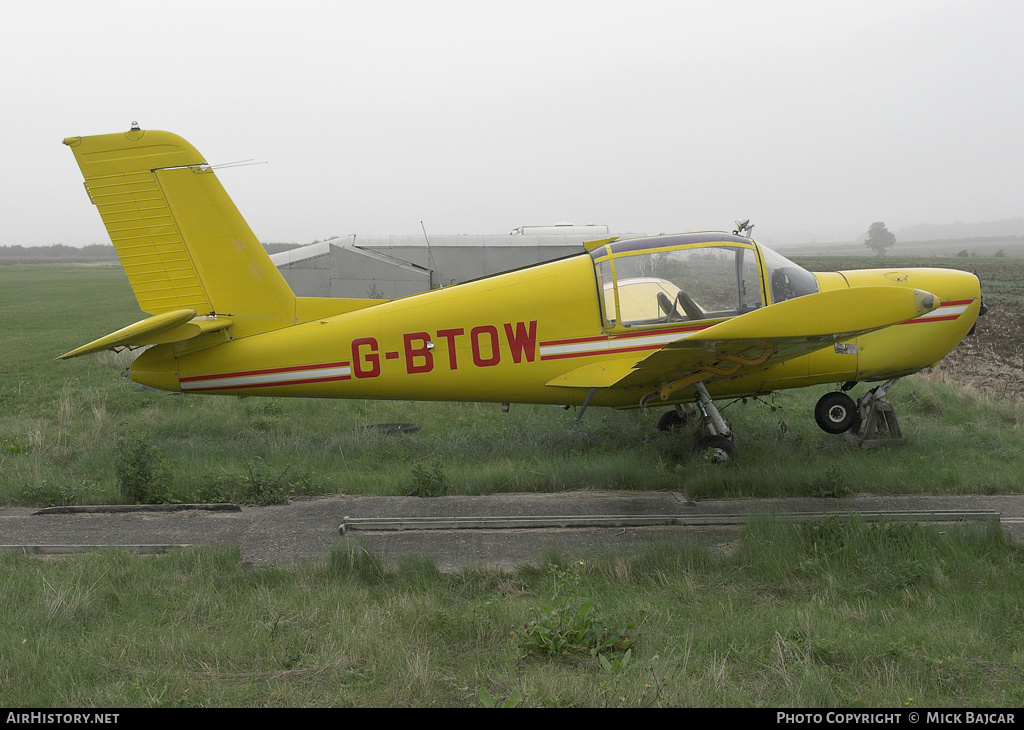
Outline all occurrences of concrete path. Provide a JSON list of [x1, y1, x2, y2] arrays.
[[1, 491, 1021, 572]]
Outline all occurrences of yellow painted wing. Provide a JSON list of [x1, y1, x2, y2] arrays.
[[551, 286, 937, 394]]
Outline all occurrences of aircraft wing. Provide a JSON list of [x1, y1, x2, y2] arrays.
[[548, 286, 937, 399]]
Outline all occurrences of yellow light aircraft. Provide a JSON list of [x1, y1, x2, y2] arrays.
[[60, 128, 985, 461]]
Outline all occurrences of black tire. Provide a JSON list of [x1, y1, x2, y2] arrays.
[[656, 409, 685, 432], [691, 434, 736, 464], [814, 392, 859, 434]]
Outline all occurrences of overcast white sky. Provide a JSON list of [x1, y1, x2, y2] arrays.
[[3, 0, 1021, 247]]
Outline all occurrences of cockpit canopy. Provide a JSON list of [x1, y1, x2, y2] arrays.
[[590, 233, 818, 328]]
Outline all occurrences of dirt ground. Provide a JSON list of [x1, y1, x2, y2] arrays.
[[934, 295, 1024, 400]]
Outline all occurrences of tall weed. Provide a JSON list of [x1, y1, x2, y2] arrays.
[[520, 561, 634, 661], [113, 433, 170, 504]]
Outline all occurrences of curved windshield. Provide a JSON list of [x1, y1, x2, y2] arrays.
[[599, 243, 763, 326], [757, 245, 819, 303]]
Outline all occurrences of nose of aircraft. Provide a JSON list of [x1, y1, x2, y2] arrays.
[[841, 267, 983, 381], [913, 288, 939, 315]]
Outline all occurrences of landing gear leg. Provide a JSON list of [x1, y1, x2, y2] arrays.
[[843, 378, 905, 448], [691, 382, 736, 463]]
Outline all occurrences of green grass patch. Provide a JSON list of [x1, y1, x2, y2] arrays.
[[1, 517, 1022, 706]]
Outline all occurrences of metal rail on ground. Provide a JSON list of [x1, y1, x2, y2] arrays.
[[339, 510, 1001, 533]]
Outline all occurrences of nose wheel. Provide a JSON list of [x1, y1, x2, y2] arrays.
[[814, 391, 860, 434], [814, 379, 905, 447]]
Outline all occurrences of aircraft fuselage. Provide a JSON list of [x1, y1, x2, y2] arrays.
[[132, 240, 981, 409]]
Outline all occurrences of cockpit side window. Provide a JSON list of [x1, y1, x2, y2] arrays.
[[597, 243, 764, 327], [758, 246, 820, 303]]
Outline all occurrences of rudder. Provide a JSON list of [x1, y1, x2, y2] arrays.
[[64, 128, 296, 339]]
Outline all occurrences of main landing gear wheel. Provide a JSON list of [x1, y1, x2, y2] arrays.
[[656, 408, 686, 432], [652, 384, 735, 463], [691, 434, 736, 464], [814, 391, 859, 434]]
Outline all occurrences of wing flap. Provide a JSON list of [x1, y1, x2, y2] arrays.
[[545, 358, 639, 388]]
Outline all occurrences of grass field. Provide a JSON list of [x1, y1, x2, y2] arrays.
[[1, 258, 1022, 707], [2, 518, 1023, 707], [1, 259, 1022, 506]]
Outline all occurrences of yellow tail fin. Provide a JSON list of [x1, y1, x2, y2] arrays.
[[64, 129, 295, 339]]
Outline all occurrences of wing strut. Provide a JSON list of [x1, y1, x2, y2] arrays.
[[642, 345, 775, 406], [573, 387, 598, 424]]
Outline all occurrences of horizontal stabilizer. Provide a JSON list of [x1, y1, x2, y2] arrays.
[[57, 308, 232, 359]]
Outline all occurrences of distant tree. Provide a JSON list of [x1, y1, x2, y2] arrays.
[[864, 222, 897, 256]]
